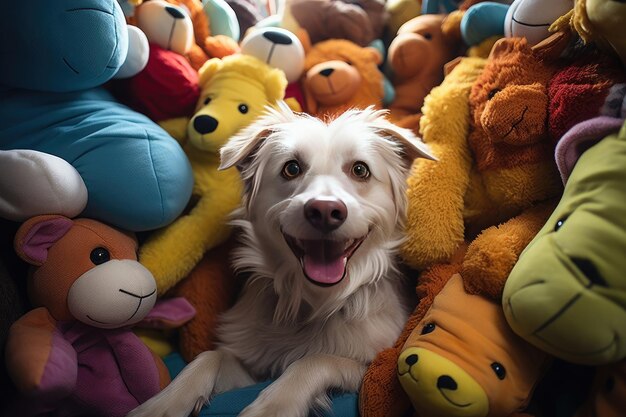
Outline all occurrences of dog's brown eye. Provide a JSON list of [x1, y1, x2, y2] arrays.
[[351, 162, 370, 180], [282, 160, 301, 179]]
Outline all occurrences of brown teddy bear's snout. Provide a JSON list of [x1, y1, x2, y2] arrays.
[[304, 60, 362, 106]]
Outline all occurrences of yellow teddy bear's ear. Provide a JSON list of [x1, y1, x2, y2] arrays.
[[198, 58, 224, 88]]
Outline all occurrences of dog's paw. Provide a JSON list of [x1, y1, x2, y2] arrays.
[[126, 394, 201, 417], [238, 390, 308, 417]]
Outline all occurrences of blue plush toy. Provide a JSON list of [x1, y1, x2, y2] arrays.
[[0, 0, 193, 232]]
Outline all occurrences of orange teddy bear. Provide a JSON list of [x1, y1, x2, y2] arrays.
[[302, 39, 386, 118]]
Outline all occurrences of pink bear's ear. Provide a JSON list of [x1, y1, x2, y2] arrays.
[[14, 215, 74, 266]]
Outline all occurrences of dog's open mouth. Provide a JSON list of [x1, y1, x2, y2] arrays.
[[283, 233, 367, 286]]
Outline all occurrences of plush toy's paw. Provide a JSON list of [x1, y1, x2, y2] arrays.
[[461, 225, 520, 300], [203, 35, 240, 59], [0, 150, 87, 221]]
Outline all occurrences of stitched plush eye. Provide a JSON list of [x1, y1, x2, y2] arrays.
[[90, 247, 111, 265], [203, 96, 212, 105], [491, 362, 506, 380], [351, 161, 370, 180], [238, 104, 249, 114], [282, 160, 301, 179], [420, 323, 436, 335], [554, 217, 567, 232], [488, 89, 501, 100]]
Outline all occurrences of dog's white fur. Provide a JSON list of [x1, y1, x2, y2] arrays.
[[128, 104, 434, 417]]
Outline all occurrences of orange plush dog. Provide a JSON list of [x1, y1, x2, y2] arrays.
[[302, 39, 385, 118], [360, 254, 550, 417]]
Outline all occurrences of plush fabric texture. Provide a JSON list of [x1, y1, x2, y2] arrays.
[[555, 116, 624, 184], [503, 120, 626, 366], [398, 274, 548, 417], [6, 311, 163, 417], [225, 0, 263, 35], [0, 0, 194, 232], [401, 57, 485, 269], [403, 38, 563, 270], [574, 360, 626, 417], [169, 238, 242, 362], [290, 0, 387, 47], [548, 53, 626, 142], [0, 88, 193, 232], [15, 218, 138, 321], [359, 263, 460, 417], [121, 43, 200, 122], [387, 14, 460, 123], [139, 55, 287, 295], [303, 39, 385, 118]]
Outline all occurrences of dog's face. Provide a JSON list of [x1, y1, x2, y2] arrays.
[[220, 104, 434, 314]]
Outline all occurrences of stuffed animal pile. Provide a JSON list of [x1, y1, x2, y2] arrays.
[[1, 0, 625, 415]]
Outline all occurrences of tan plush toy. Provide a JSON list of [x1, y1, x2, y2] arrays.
[[302, 39, 386, 118]]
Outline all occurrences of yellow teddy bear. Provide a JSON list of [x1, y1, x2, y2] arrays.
[[140, 54, 288, 295]]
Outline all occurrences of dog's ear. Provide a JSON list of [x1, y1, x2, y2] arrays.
[[219, 102, 296, 171], [372, 118, 437, 166]]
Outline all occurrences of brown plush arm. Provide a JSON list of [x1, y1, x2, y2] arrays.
[[462, 201, 556, 300], [170, 238, 241, 362]]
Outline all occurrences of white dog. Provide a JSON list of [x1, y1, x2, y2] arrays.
[[128, 104, 434, 417]]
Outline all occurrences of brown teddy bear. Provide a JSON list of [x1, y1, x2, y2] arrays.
[[302, 39, 386, 118], [401, 37, 564, 276], [387, 14, 461, 128]]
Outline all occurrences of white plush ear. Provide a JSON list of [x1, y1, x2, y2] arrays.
[[0, 150, 87, 222], [219, 102, 299, 171]]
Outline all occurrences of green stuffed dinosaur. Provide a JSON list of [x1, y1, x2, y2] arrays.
[[503, 116, 626, 417]]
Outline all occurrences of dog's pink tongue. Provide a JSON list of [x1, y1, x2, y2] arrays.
[[301, 240, 347, 285]]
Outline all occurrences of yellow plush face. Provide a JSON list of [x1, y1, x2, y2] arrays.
[[187, 74, 270, 153]]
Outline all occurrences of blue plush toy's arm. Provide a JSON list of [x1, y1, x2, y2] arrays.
[[5, 308, 77, 400], [461, 2, 510, 46]]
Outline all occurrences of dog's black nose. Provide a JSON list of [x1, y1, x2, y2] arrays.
[[304, 198, 347, 233], [319, 68, 334, 77], [193, 115, 219, 134], [262, 30, 293, 45], [437, 375, 458, 391], [165, 6, 186, 19]]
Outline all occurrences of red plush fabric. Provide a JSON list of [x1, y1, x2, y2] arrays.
[[125, 43, 200, 122]]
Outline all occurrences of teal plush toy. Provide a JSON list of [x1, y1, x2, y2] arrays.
[[503, 116, 626, 366], [0, 0, 193, 231]]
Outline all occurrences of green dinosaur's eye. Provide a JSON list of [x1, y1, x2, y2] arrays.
[[554, 217, 567, 232]]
